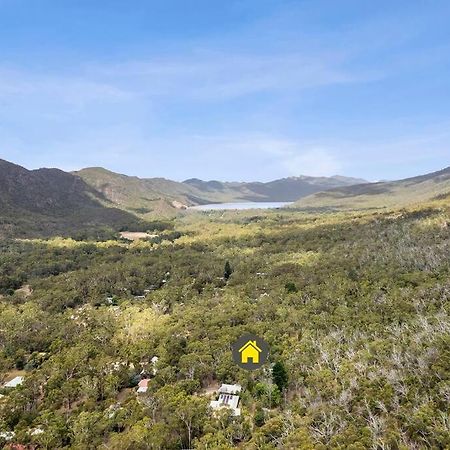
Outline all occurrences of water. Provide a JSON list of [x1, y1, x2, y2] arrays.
[[190, 201, 293, 211]]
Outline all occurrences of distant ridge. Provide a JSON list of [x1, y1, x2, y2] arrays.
[[2, 156, 450, 236], [294, 166, 450, 210], [74, 167, 367, 216]]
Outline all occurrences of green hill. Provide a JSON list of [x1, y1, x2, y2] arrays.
[[294, 167, 450, 211], [0, 159, 145, 238], [73, 167, 201, 217]]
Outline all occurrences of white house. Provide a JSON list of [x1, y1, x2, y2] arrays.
[[3, 376, 24, 388], [210, 383, 242, 416]]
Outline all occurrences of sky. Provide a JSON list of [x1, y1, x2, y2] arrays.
[[0, 0, 450, 182]]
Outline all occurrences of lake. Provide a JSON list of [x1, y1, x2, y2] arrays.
[[190, 201, 293, 211]]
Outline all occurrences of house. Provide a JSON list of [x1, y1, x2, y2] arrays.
[[239, 340, 262, 364], [5, 445, 37, 450], [3, 377, 24, 388], [137, 379, 150, 394], [209, 383, 242, 416]]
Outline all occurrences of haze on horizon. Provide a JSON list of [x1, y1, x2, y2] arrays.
[[1, 0, 450, 182]]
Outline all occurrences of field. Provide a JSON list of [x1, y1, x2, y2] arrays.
[[0, 201, 449, 449]]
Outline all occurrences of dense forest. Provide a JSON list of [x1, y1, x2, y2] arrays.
[[0, 201, 449, 449]]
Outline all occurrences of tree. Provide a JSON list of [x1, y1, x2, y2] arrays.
[[272, 361, 288, 392], [224, 261, 233, 280], [285, 282, 298, 293], [254, 405, 266, 427]]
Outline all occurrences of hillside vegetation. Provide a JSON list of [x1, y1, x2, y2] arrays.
[[295, 167, 450, 211], [0, 159, 147, 239], [0, 197, 449, 448]]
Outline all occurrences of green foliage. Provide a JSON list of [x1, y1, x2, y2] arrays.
[[284, 281, 298, 293], [272, 361, 288, 392], [224, 261, 233, 280], [254, 405, 266, 427], [1, 204, 450, 448]]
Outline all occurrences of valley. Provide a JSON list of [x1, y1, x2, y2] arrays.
[[0, 159, 449, 448], [2, 1, 449, 448]]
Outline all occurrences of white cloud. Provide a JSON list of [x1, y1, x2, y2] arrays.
[[281, 148, 342, 177], [90, 50, 371, 102], [0, 68, 132, 108], [0, 43, 374, 114]]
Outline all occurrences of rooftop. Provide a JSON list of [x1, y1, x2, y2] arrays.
[[218, 383, 242, 395], [210, 383, 242, 416], [137, 378, 150, 394], [3, 376, 24, 388]]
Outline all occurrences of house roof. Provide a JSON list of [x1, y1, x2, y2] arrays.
[[218, 393, 240, 409], [219, 383, 242, 394], [238, 340, 262, 354], [137, 378, 150, 393], [210, 394, 241, 416], [138, 379, 150, 388], [3, 376, 24, 388]]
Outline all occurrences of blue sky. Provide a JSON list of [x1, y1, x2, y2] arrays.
[[1, 0, 450, 181]]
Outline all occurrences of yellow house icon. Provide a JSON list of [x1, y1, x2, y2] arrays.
[[239, 340, 262, 364]]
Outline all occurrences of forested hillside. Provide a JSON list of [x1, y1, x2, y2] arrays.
[[0, 159, 146, 238], [0, 197, 449, 448]]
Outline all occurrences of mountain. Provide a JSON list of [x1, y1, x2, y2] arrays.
[[0, 159, 145, 238], [183, 175, 367, 202], [3, 156, 450, 237], [0, 158, 369, 237], [294, 167, 450, 210], [75, 167, 367, 216], [73, 167, 203, 216], [230, 175, 368, 202]]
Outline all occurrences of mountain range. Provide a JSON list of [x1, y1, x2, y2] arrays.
[[0, 158, 365, 237], [1, 157, 450, 238], [295, 166, 450, 210], [73, 167, 366, 216]]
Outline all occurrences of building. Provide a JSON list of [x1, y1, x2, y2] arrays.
[[137, 379, 150, 394], [239, 340, 262, 364], [209, 383, 242, 416], [3, 377, 24, 388]]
